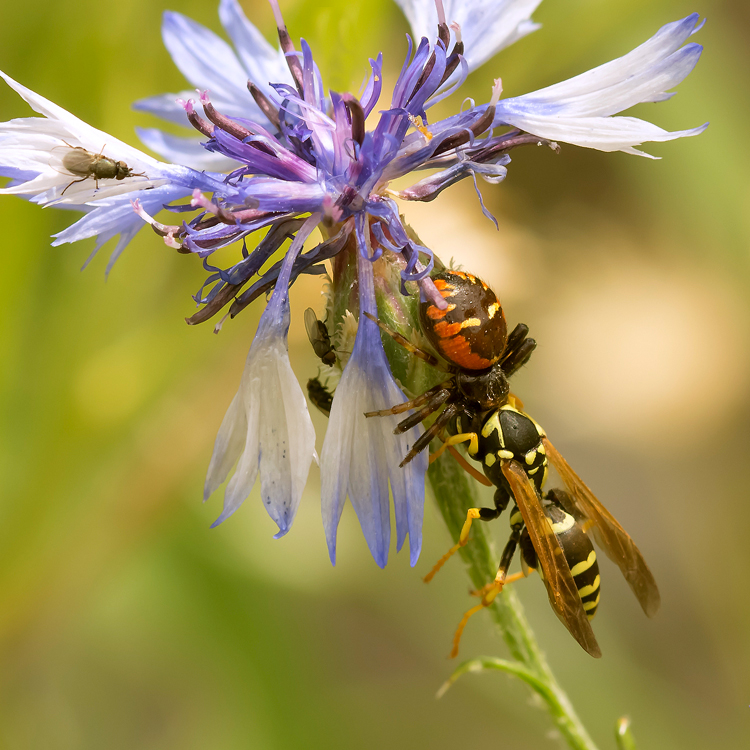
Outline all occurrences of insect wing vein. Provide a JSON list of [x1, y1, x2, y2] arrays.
[[542, 438, 660, 617], [502, 460, 601, 658]]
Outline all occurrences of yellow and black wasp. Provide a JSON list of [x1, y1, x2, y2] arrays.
[[366, 270, 659, 658]]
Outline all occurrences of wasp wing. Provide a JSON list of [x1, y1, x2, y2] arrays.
[[542, 438, 660, 617], [502, 460, 601, 658]]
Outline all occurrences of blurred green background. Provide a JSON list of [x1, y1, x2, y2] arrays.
[[0, 0, 747, 747]]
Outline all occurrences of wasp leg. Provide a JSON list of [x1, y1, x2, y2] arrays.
[[364, 384, 450, 419], [443, 445, 493, 487], [450, 526, 523, 658], [429, 430, 481, 463], [423, 479, 500, 584], [470, 570, 527, 598], [424, 508, 491, 583], [427, 430, 479, 462], [363, 312, 449, 372], [398, 403, 458, 467]]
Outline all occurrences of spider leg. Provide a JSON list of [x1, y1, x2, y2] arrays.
[[363, 312, 449, 372], [501, 323, 536, 377], [364, 384, 451, 418], [393, 388, 452, 435], [504, 323, 529, 354], [398, 403, 458, 467], [502, 339, 536, 377]]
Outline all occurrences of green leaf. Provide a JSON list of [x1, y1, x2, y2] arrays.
[[437, 657, 552, 701]]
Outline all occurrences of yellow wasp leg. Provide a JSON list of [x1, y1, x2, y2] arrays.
[[470, 570, 528, 598], [451, 569, 532, 659], [445, 445, 493, 487], [423, 507, 481, 584], [428, 431, 479, 463]]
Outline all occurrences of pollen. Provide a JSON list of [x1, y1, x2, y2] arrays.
[[408, 114, 433, 140]]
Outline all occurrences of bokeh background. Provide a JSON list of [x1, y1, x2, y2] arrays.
[[0, 0, 747, 747]]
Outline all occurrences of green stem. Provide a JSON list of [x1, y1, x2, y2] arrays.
[[357, 238, 602, 749], [427, 454, 600, 750]]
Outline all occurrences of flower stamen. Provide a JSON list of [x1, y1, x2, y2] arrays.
[[267, 0, 305, 94], [247, 81, 281, 130], [433, 78, 502, 157], [177, 98, 213, 137], [132, 199, 184, 249]]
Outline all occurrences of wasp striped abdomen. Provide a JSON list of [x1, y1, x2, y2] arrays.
[[518, 497, 601, 620], [419, 270, 507, 371]]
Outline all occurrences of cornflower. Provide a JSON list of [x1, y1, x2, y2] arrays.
[[0, 0, 706, 567]]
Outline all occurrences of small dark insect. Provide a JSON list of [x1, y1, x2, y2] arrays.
[[368, 270, 659, 658], [61, 145, 140, 195], [304, 307, 336, 366], [306, 376, 334, 417]]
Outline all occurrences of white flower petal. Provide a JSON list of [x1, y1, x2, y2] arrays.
[[218, 0, 291, 96], [0, 70, 162, 173], [221, 400, 261, 525], [322, 362, 391, 567], [258, 342, 318, 538], [522, 14, 702, 107], [320, 259, 426, 568], [498, 115, 706, 156], [0, 70, 173, 207], [394, 0, 542, 72], [51, 184, 187, 246], [204, 391, 248, 502], [136, 127, 240, 171], [161, 11, 250, 104], [493, 14, 707, 154], [209, 320, 317, 534], [206, 220, 321, 537], [319, 391, 356, 563], [346, 415, 392, 568]]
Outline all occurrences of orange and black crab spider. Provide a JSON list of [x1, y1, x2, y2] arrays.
[[364, 270, 537, 467]]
